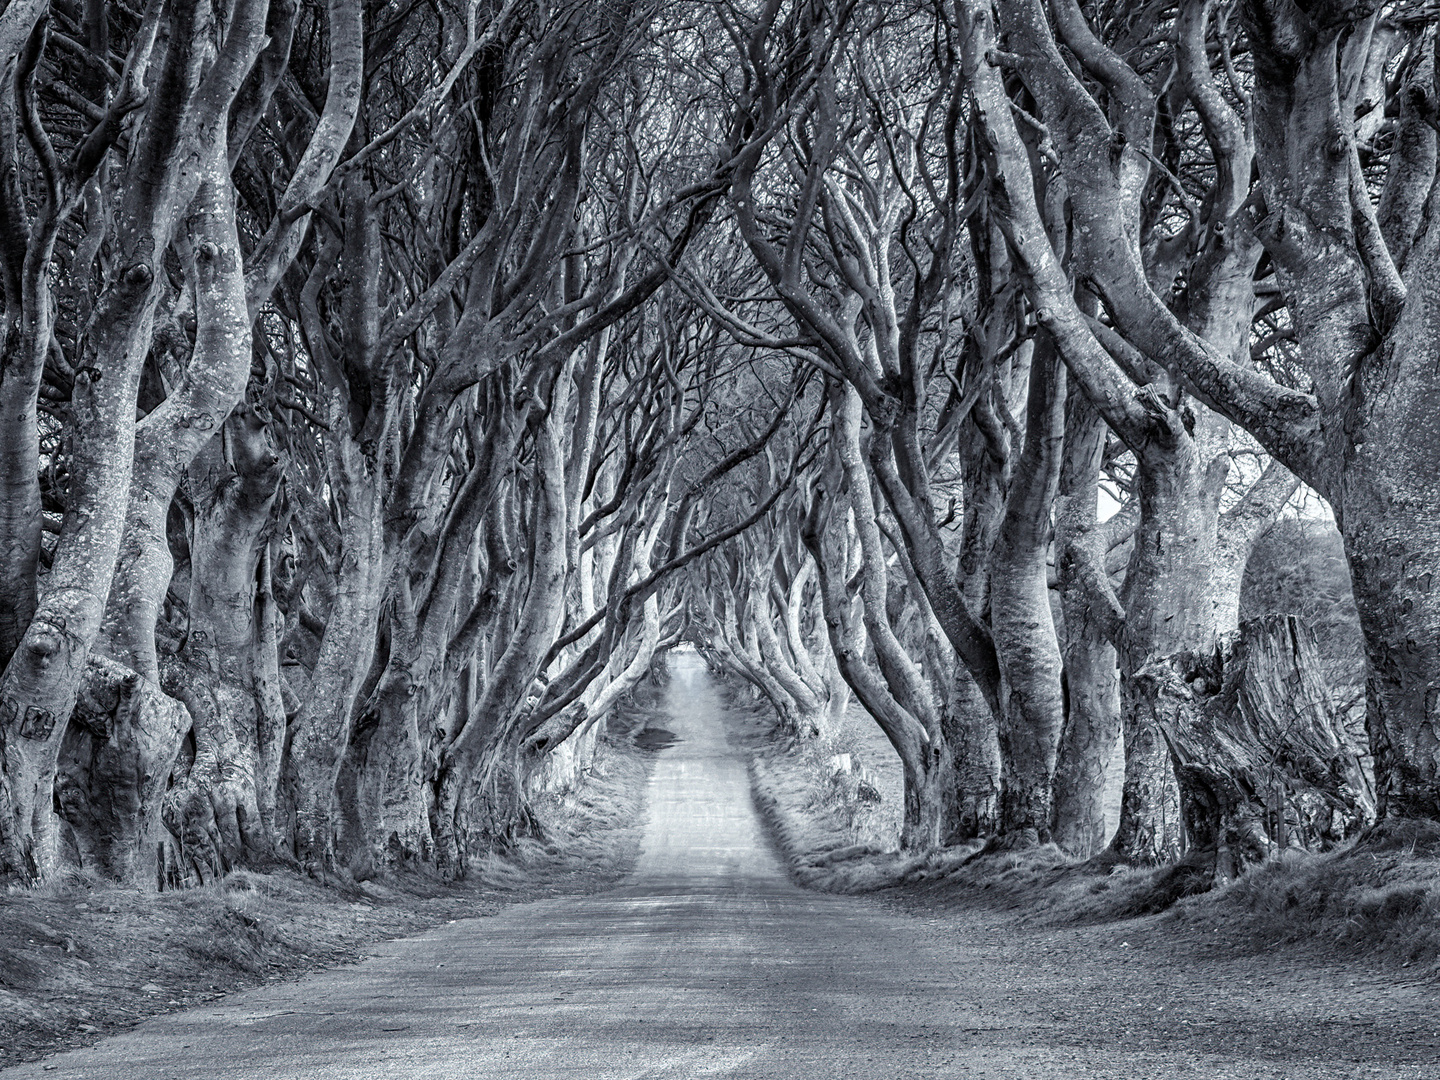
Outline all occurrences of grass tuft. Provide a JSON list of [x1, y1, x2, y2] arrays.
[[1160, 824, 1440, 969]]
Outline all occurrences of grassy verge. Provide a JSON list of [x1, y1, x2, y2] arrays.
[[1162, 820, 1440, 970], [734, 679, 1440, 973], [891, 814, 1440, 977], [0, 719, 655, 1068], [717, 676, 975, 892]]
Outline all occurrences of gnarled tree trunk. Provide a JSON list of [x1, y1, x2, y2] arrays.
[[1147, 614, 1372, 883]]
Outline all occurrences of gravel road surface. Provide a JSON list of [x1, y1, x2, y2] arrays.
[[3, 654, 1435, 1078]]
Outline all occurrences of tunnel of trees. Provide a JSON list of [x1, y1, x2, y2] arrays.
[[0, 0, 1432, 890]]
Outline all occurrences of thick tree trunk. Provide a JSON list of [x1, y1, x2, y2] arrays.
[[280, 427, 386, 873], [1339, 215, 1440, 821], [0, 264, 167, 882], [63, 151, 276, 885], [942, 668, 1001, 839], [1344, 436, 1440, 821], [341, 657, 434, 870], [988, 338, 1066, 843], [160, 417, 286, 878], [352, 399, 533, 871], [0, 0, 50, 669], [1051, 393, 1121, 857], [1052, 638, 1120, 857], [901, 741, 960, 853], [1233, 0, 1440, 825], [1108, 418, 1228, 865], [53, 657, 190, 886], [1108, 675, 1183, 866], [432, 758, 470, 875]]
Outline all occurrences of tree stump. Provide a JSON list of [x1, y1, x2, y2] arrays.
[[1136, 614, 1373, 883]]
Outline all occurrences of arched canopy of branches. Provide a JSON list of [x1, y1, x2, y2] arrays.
[[0, 0, 1426, 887]]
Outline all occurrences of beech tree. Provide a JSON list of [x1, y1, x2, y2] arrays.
[[1, 0, 1435, 891], [0, 0, 339, 881], [951, 0, 1437, 846]]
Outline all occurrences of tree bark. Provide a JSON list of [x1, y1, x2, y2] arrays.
[[280, 413, 387, 873], [1051, 392, 1122, 857], [988, 336, 1067, 843], [1104, 414, 1230, 865], [802, 391, 960, 851], [434, 386, 572, 873], [1149, 614, 1372, 882], [160, 411, 286, 878], [54, 657, 190, 886]]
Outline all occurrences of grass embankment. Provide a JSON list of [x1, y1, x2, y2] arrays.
[[722, 680, 967, 892], [732, 677, 1440, 975], [0, 715, 659, 1068]]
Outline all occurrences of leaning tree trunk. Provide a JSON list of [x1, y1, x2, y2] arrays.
[[713, 573, 808, 735], [0, 248, 170, 882], [70, 149, 275, 886], [775, 558, 838, 729], [1211, 459, 1299, 633], [749, 577, 825, 737], [434, 393, 572, 874], [802, 432, 958, 852]]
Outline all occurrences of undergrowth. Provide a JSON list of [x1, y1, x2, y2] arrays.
[[728, 678, 981, 893]]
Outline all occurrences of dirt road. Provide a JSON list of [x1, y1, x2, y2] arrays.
[[3, 654, 1435, 1078]]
